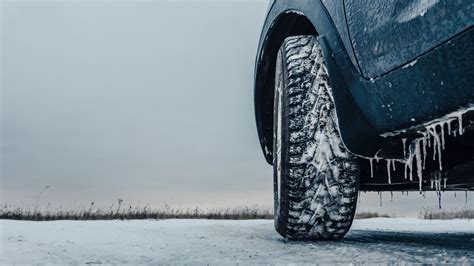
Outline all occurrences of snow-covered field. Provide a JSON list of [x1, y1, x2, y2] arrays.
[[1, 218, 473, 264]]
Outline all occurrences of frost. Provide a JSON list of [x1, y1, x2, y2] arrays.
[[264, 145, 271, 158], [402, 59, 419, 69], [381, 105, 474, 138], [285, 10, 305, 16], [397, 0, 438, 23], [364, 105, 474, 190], [274, 50, 284, 216]]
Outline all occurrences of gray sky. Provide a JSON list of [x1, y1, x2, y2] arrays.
[[1, 0, 472, 216]]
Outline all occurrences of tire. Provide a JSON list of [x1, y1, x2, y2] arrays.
[[273, 35, 360, 240]]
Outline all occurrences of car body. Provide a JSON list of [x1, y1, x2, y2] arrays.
[[254, 0, 474, 191]]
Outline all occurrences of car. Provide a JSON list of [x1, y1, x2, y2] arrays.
[[254, 0, 474, 240]]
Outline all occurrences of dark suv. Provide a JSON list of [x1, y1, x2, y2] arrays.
[[254, 0, 474, 240]]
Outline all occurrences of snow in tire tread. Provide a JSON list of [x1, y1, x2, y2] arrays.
[[275, 36, 360, 240]]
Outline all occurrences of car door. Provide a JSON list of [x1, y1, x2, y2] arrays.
[[344, 0, 474, 79]]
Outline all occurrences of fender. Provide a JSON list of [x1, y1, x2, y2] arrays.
[[254, 0, 383, 164]]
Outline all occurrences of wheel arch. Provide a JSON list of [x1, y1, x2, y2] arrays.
[[255, 1, 381, 165], [254, 11, 318, 164]]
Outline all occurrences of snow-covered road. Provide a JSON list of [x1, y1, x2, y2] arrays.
[[1, 218, 473, 264]]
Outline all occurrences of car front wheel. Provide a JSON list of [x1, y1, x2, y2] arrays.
[[273, 35, 360, 240]]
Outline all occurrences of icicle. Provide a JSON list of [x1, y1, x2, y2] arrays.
[[465, 191, 468, 205], [428, 126, 443, 171], [436, 136, 443, 172], [404, 162, 408, 180], [440, 122, 445, 150], [414, 140, 423, 191], [458, 113, 463, 135], [422, 135, 427, 169], [386, 160, 392, 184], [390, 191, 393, 203], [405, 147, 414, 181], [402, 138, 407, 158], [454, 192, 456, 198], [369, 158, 374, 178], [447, 119, 452, 135], [374, 106, 474, 206], [427, 131, 432, 147], [430, 129, 436, 161]]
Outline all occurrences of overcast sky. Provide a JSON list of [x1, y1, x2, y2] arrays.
[[1, 0, 471, 216]]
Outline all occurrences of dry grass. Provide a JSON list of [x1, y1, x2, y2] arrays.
[[7, 199, 471, 221], [1, 201, 396, 221], [419, 209, 474, 220], [354, 212, 390, 219], [0, 203, 273, 221]]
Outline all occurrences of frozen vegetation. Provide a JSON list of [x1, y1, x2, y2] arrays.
[[0, 202, 396, 221]]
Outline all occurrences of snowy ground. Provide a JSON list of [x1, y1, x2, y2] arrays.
[[1, 218, 473, 264]]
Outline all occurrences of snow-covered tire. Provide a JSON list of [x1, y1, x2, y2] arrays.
[[273, 36, 360, 240]]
